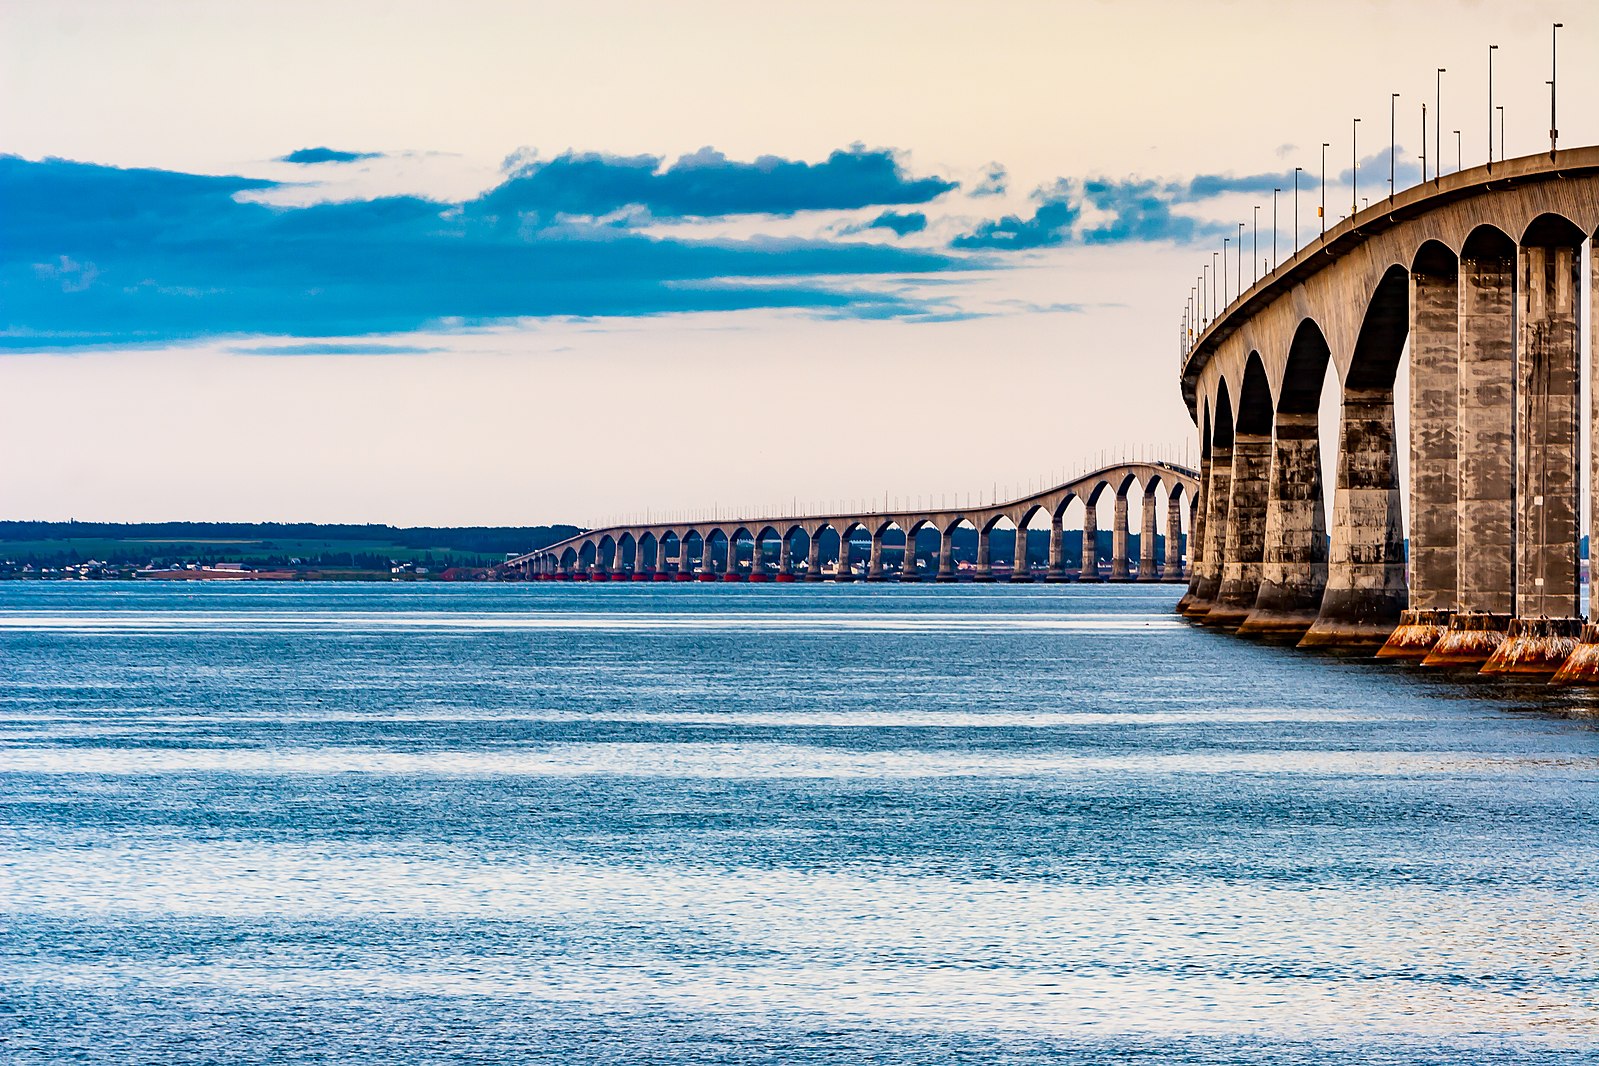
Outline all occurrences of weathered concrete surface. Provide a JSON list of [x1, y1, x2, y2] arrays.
[[1480, 616, 1582, 676], [1514, 242, 1582, 619], [1139, 491, 1160, 580], [1047, 522, 1068, 582], [1456, 246, 1517, 614], [1164, 494, 1184, 580], [1298, 388, 1407, 648], [1110, 495, 1131, 581], [1079, 500, 1101, 582], [1207, 434, 1271, 628], [1177, 456, 1210, 612], [1422, 611, 1512, 667], [1239, 411, 1328, 638], [1183, 450, 1229, 615], [1551, 624, 1599, 684], [1376, 608, 1453, 658], [1408, 263, 1459, 609]]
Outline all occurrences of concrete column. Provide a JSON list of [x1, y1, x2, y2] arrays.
[[748, 535, 764, 579], [1010, 523, 1033, 582], [937, 526, 957, 581], [1299, 388, 1407, 647], [1454, 246, 1516, 615], [901, 527, 919, 581], [1514, 242, 1580, 618], [1407, 263, 1461, 609], [1138, 490, 1159, 580], [1240, 410, 1327, 638], [1208, 431, 1272, 627], [1047, 519, 1067, 581], [778, 536, 793, 576], [1111, 495, 1131, 580], [1178, 457, 1210, 611], [1185, 448, 1230, 613], [1080, 501, 1100, 581], [805, 532, 823, 581], [973, 526, 993, 582], [1164, 495, 1184, 579], [867, 529, 886, 581], [835, 529, 853, 581], [1553, 240, 1599, 682]]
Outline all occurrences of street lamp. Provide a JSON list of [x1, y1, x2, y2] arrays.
[[1352, 117, 1361, 216], [1320, 143, 1329, 235], [1550, 23, 1563, 157], [1272, 187, 1280, 269], [1389, 93, 1399, 198], [1496, 105, 1505, 163], [1453, 130, 1461, 173], [1222, 239, 1230, 304], [1421, 102, 1428, 182], [1252, 205, 1259, 284], [1436, 68, 1445, 183], [1236, 223, 1244, 295], [1292, 168, 1302, 251], [1488, 44, 1497, 172]]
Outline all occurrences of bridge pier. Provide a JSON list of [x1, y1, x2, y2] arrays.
[[805, 533, 824, 581], [900, 530, 919, 581], [867, 530, 886, 581], [937, 527, 957, 581], [972, 527, 994, 582], [1207, 429, 1270, 628], [1555, 234, 1599, 682], [1183, 441, 1228, 615], [1423, 234, 1517, 665], [1164, 493, 1184, 581], [834, 530, 855, 581], [1138, 490, 1159, 581], [1079, 501, 1100, 582], [1240, 410, 1326, 639], [1177, 455, 1209, 611], [1299, 386, 1407, 649], [1110, 495, 1130, 581], [1010, 524, 1033, 582], [1047, 521, 1069, 582]]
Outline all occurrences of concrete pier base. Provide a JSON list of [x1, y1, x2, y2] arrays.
[[1235, 607, 1322, 641], [1550, 625, 1599, 684], [1479, 617, 1582, 676], [1420, 612, 1512, 667], [1375, 608, 1454, 659]]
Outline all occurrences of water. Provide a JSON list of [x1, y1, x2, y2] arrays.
[[3, 582, 1598, 1064]]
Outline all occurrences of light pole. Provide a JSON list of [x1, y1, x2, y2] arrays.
[[1426, 101, 1439, 182], [1389, 93, 1399, 198], [1435, 68, 1445, 183], [1352, 117, 1361, 216], [1550, 22, 1562, 157], [1252, 205, 1259, 284], [1210, 253, 1217, 314], [1320, 143, 1329, 235], [1222, 239, 1230, 304], [1293, 168, 1302, 252], [1454, 130, 1461, 173], [1488, 44, 1497, 172], [1272, 187, 1280, 269], [1497, 105, 1505, 163], [1236, 223, 1244, 295]]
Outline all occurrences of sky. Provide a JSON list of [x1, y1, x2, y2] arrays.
[[3, 0, 1594, 527]]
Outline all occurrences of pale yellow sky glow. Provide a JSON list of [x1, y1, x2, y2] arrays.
[[1, 0, 1592, 525]]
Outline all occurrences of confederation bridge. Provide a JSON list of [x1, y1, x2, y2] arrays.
[[1180, 146, 1599, 681], [507, 460, 1198, 584]]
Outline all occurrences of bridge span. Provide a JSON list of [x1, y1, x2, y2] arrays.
[[1179, 145, 1599, 680], [507, 461, 1197, 583]]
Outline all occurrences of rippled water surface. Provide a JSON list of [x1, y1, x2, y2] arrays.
[[4, 582, 1598, 1064]]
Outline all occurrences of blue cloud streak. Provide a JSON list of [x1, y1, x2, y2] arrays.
[[2, 153, 964, 350]]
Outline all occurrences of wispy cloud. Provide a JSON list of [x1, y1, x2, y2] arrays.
[[279, 147, 383, 164]]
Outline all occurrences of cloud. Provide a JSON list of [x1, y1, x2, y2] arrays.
[[862, 210, 927, 237], [0, 153, 964, 350], [479, 145, 957, 220], [279, 147, 383, 164], [953, 182, 1081, 249], [971, 163, 1007, 197], [228, 342, 443, 355]]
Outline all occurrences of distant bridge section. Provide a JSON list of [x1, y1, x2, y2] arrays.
[[506, 462, 1198, 583]]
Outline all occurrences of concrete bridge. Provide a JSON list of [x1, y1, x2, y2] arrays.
[[507, 461, 1197, 583], [1179, 145, 1599, 680]]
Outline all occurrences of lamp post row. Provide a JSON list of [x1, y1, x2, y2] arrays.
[[1185, 21, 1568, 355]]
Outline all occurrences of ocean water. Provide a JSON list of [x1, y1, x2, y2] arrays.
[[2, 581, 1597, 1065]]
